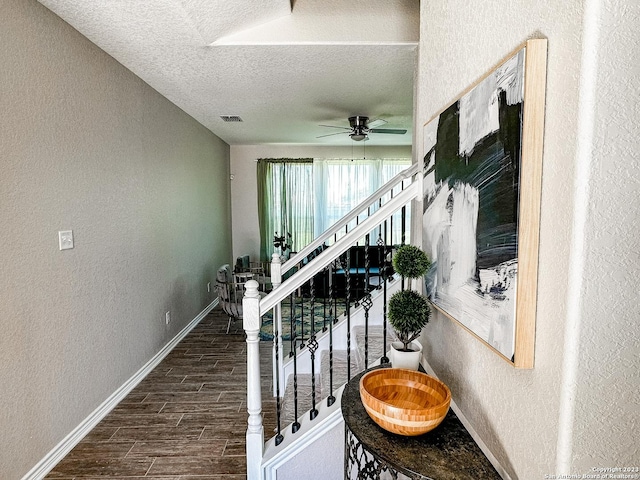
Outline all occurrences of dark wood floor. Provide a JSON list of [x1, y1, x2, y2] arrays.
[[46, 307, 276, 479]]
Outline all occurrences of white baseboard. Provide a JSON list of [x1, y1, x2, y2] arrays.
[[22, 298, 218, 480], [421, 358, 512, 480]]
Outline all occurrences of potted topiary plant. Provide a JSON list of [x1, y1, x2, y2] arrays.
[[387, 245, 431, 370]]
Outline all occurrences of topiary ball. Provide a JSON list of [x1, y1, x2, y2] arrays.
[[393, 245, 431, 279], [388, 289, 431, 336]]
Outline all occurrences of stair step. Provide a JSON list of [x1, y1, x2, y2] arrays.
[[353, 324, 397, 369], [320, 349, 361, 399], [280, 373, 322, 427]]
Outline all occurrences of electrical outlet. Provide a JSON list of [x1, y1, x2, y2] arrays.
[[165, 311, 171, 325], [207, 282, 211, 293]]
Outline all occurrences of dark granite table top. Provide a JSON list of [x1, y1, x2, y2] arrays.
[[341, 366, 502, 480]]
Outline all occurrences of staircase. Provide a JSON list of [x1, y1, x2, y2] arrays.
[[279, 298, 399, 428], [242, 163, 421, 479]]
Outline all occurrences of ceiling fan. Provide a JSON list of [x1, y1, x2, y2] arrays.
[[317, 115, 407, 141]]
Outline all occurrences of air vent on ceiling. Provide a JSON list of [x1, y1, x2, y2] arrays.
[[220, 115, 243, 122]]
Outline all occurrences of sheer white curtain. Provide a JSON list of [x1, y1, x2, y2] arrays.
[[259, 158, 411, 261], [313, 158, 411, 240], [257, 159, 314, 261]]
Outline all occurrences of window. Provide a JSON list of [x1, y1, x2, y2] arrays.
[[257, 159, 314, 261], [313, 158, 411, 238], [257, 158, 411, 261]]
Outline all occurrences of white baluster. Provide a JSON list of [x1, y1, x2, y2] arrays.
[[243, 280, 263, 480], [270, 254, 284, 396]]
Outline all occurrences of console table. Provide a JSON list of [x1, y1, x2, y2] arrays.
[[341, 366, 502, 480]]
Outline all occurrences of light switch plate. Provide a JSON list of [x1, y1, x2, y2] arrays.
[[58, 230, 74, 250]]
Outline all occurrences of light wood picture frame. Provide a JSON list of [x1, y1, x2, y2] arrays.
[[422, 39, 547, 368]]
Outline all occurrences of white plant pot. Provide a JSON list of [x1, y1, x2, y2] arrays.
[[389, 341, 423, 370]]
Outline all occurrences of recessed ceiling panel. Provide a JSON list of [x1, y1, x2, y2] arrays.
[[213, 0, 418, 45], [177, 0, 291, 44]]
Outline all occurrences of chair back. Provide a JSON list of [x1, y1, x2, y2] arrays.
[[216, 264, 243, 319], [235, 255, 250, 272]]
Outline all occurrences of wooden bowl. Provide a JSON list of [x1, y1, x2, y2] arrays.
[[359, 368, 451, 436]]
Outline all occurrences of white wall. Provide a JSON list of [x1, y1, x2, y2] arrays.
[[417, 1, 639, 478], [275, 421, 344, 480], [230, 145, 412, 262], [567, 0, 640, 471], [0, 0, 232, 477]]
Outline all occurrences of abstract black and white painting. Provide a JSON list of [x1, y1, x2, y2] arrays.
[[422, 47, 531, 362]]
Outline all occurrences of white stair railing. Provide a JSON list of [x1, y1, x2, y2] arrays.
[[243, 164, 421, 479]]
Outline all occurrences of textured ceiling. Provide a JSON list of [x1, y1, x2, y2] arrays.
[[38, 0, 419, 146]]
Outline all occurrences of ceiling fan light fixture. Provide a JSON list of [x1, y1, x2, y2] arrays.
[[350, 123, 368, 141]]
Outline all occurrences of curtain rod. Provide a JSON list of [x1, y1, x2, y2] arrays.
[[255, 157, 410, 163], [256, 158, 313, 163]]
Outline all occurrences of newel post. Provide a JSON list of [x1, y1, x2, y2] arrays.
[[243, 280, 263, 480], [271, 252, 282, 288]]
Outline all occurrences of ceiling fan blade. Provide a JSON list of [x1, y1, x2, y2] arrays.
[[368, 119, 388, 129], [318, 124, 351, 130], [369, 128, 407, 135], [316, 131, 348, 139]]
